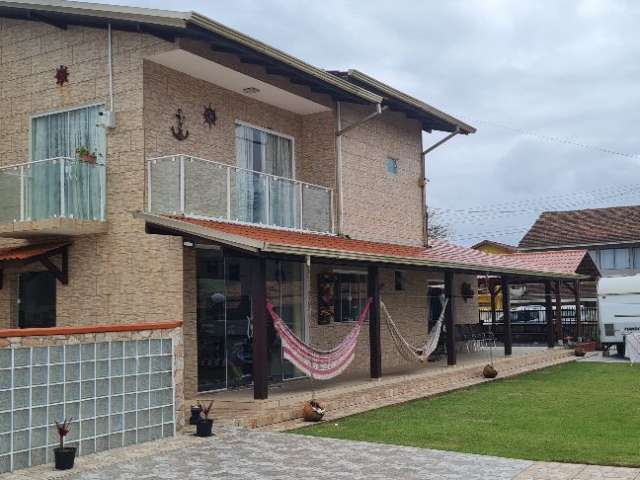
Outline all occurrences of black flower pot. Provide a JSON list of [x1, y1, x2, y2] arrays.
[[54, 447, 76, 470], [196, 418, 213, 437], [189, 405, 203, 425]]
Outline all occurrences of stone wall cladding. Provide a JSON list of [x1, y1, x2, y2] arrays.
[[0, 19, 184, 329], [340, 103, 425, 246], [308, 265, 430, 377]]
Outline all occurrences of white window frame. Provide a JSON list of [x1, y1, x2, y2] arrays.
[[234, 120, 296, 179], [29, 102, 106, 163]]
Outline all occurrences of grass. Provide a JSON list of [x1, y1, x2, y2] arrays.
[[294, 363, 640, 466]]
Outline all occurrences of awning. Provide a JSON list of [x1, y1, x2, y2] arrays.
[[0, 242, 70, 286], [136, 212, 590, 280]]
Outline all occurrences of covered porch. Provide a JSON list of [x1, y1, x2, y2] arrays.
[[137, 212, 590, 411]]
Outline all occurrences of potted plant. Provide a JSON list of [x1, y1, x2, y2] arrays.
[[189, 404, 203, 425], [575, 347, 586, 357], [483, 336, 498, 379], [196, 401, 214, 437], [75, 146, 97, 164], [54, 418, 76, 470], [302, 400, 325, 422]]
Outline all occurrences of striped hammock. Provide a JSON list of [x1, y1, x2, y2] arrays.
[[267, 298, 372, 380]]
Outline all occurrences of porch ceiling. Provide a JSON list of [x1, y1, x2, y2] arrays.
[[146, 49, 331, 115], [134, 212, 589, 281]]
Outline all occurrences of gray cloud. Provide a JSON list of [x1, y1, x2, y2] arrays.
[[95, 0, 640, 244]]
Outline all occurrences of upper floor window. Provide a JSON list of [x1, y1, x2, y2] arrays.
[[335, 272, 368, 323], [32, 104, 106, 164], [235, 122, 293, 178], [234, 122, 296, 227], [596, 247, 634, 271], [386, 158, 398, 176]]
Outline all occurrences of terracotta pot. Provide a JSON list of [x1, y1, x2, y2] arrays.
[[574, 348, 586, 357], [483, 364, 498, 378], [302, 401, 325, 422]]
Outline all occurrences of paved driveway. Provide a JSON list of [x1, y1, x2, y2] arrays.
[[6, 427, 640, 480]]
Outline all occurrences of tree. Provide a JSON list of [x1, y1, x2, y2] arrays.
[[426, 208, 449, 240]]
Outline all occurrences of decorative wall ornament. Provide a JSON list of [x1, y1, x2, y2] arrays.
[[171, 108, 189, 141], [202, 104, 217, 128], [461, 282, 475, 302], [55, 65, 69, 86]]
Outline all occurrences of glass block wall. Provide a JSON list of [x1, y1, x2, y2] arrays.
[[0, 338, 175, 473]]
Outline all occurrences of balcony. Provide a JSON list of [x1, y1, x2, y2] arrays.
[[0, 158, 107, 238], [146, 155, 334, 233]]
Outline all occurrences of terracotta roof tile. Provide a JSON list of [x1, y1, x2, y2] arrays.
[[0, 242, 69, 263], [519, 206, 640, 248], [171, 216, 590, 278]]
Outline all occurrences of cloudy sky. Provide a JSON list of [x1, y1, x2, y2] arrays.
[[97, 0, 640, 244]]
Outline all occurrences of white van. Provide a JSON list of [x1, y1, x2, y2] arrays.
[[597, 275, 640, 356]]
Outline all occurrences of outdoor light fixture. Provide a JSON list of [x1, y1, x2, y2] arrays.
[[242, 87, 260, 95]]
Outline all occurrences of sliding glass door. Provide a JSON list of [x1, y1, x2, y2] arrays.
[[234, 123, 297, 228], [196, 251, 306, 392]]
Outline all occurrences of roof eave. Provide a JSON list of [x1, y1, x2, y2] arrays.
[[344, 69, 476, 134]]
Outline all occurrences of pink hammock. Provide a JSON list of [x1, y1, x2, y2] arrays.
[[267, 298, 372, 380]]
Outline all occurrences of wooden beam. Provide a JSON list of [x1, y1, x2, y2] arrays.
[[38, 246, 69, 285], [544, 280, 554, 348], [490, 285, 497, 327], [444, 271, 456, 365], [368, 265, 382, 379], [501, 276, 512, 356], [251, 257, 269, 400], [555, 280, 563, 344], [574, 280, 582, 341]]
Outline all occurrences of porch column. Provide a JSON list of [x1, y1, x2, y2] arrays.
[[252, 257, 269, 400], [544, 280, 554, 348], [368, 265, 382, 379], [574, 280, 582, 341], [501, 276, 512, 356], [444, 271, 456, 365], [555, 280, 563, 344], [488, 282, 497, 327]]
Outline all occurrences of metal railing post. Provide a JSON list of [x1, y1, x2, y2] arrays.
[[59, 159, 66, 218], [265, 174, 270, 225], [330, 189, 335, 233], [298, 183, 304, 229], [146, 160, 152, 213], [226, 166, 232, 220], [179, 155, 185, 214], [19, 165, 24, 222]]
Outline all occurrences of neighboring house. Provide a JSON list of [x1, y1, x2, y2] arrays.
[[0, 0, 593, 472], [517, 206, 640, 306]]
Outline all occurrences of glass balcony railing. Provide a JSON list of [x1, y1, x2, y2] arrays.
[[0, 157, 106, 224], [147, 155, 334, 233]]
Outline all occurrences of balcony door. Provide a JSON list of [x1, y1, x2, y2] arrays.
[[30, 104, 106, 220], [234, 123, 297, 228]]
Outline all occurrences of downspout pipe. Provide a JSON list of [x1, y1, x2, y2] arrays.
[[335, 102, 387, 234], [421, 126, 460, 246]]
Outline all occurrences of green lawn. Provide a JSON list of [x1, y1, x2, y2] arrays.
[[294, 363, 640, 466]]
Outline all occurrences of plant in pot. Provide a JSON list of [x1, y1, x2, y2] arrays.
[[54, 417, 76, 470], [196, 401, 214, 437], [302, 399, 325, 422], [482, 335, 498, 379], [75, 146, 97, 164], [189, 404, 203, 425]]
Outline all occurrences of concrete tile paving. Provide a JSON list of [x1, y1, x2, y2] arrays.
[[3, 427, 640, 480]]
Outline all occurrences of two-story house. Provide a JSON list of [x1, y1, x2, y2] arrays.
[[0, 0, 592, 444]]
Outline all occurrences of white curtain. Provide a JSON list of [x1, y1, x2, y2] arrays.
[[234, 124, 294, 227], [31, 105, 105, 220]]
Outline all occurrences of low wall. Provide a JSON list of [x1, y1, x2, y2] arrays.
[[0, 322, 183, 474]]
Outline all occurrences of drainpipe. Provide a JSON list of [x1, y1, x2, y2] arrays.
[[421, 126, 460, 246], [335, 102, 387, 234]]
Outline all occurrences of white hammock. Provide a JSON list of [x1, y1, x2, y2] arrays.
[[267, 299, 372, 380], [381, 296, 448, 363]]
